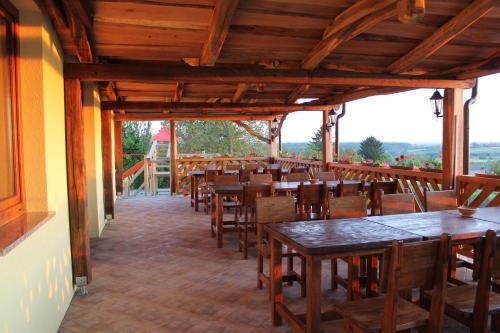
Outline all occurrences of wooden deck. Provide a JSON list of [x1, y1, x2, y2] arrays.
[[59, 196, 469, 332]]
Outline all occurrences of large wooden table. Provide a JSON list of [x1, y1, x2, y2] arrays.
[[266, 207, 500, 333]]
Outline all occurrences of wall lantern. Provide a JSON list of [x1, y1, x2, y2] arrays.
[[429, 89, 443, 118], [270, 117, 279, 135], [326, 107, 339, 129]]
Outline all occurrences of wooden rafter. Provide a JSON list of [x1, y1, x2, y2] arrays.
[[233, 121, 271, 144], [388, 0, 495, 73], [65, 64, 475, 89], [173, 82, 184, 102], [315, 87, 412, 105], [286, 84, 310, 104], [99, 81, 118, 102], [232, 83, 249, 103], [43, 0, 93, 63], [115, 114, 277, 122], [199, 0, 240, 66]]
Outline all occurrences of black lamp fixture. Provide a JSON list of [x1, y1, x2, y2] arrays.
[[429, 89, 443, 118], [270, 117, 279, 135], [326, 107, 339, 129]]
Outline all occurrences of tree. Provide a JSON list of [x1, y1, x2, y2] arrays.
[[304, 127, 322, 158], [122, 121, 152, 188], [358, 136, 385, 161]]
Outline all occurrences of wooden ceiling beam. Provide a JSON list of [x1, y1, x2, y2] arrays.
[[231, 83, 250, 103], [199, 0, 240, 66], [314, 87, 413, 105], [233, 121, 271, 144], [286, 84, 310, 104], [42, 0, 93, 63], [101, 101, 332, 112], [114, 114, 277, 122], [387, 0, 494, 74], [65, 63, 475, 89], [173, 82, 184, 102], [99, 81, 118, 102]]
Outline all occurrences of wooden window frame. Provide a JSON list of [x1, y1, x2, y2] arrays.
[[0, 0, 25, 225]]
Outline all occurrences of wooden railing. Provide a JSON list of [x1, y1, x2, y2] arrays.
[[273, 157, 324, 178], [457, 175, 500, 207], [175, 156, 268, 195], [327, 162, 444, 212], [122, 159, 146, 197]]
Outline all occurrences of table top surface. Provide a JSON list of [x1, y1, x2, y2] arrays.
[[443, 206, 500, 223], [364, 210, 500, 240], [190, 168, 289, 176], [265, 219, 422, 255]]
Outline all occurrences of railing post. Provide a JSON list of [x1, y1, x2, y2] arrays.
[[442, 88, 464, 189], [269, 120, 278, 158]]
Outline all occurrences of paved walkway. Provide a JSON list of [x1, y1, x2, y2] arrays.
[[59, 196, 467, 332]]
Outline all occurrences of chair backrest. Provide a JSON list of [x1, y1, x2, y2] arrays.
[[205, 169, 221, 182], [336, 180, 364, 197], [377, 189, 416, 215], [213, 174, 239, 184], [243, 184, 273, 209], [225, 164, 241, 170], [291, 167, 308, 174], [317, 172, 337, 181], [286, 172, 309, 182], [328, 195, 368, 219], [424, 189, 457, 212], [382, 234, 451, 332], [264, 168, 282, 181], [239, 169, 253, 182], [249, 173, 273, 183], [244, 163, 259, 170], [369, 180, 398, 215], [298, 182, 328, 219], [255, 196, 296, 224]]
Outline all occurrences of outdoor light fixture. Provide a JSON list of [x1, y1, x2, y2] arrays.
[[326, 107, 338, 129], [429, 89, 443, 118], [270, 117, 279, 135]]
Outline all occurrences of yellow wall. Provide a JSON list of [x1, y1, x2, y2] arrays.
[[83, 83, 106, 238], [0, 2, 74, 332]]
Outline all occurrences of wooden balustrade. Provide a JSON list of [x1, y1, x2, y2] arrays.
[[175, 156, 268, 194], [327, 162, 444, 212], [457, 174, 500, 207], [273, 157, 323, 177]]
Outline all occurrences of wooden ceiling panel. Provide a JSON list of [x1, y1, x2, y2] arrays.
[[231, 9, 330, 31], [115, 82, 177, 91], [95, 44, 201, 61], [238, 0, 349, 19]]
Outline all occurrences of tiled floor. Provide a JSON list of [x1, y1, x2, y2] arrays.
[[59, 196, 469, 332]]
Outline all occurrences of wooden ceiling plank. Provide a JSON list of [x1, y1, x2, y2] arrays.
[[199, 0, 240, 66], [173, 82, 184, 102], [115, 114, 277, 122], [286, 84, 310, 104], [387, 0, 495, 73], [65, 63, 475, 89]]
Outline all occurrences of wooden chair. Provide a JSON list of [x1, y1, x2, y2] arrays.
[[297, 182, 328, 220], [249, 173, 273, 184], [377, 189, 416, 215], [317, 171, 337, 181], [237, 184, 274, 259], [369, 180, 398, 215], [424, 189, 457, 212], [202, 169, 222, 214], [213, 174, 241, 219], [337, 180, 365, 197], [244, 163, 259, 170], [264, 168, 282, 181], [285, 172, 309, 182], [239, 169, 254, 183], [291, 167, 308, 174], [225, 163, 241, 170], [213, 174, 239, 184], [336, 234, 452, 333], [255, 196, 305, 297], [423, 230, 500, 333]]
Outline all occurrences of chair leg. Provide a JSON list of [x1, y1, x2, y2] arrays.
[[243, 211, 249, 260], [286, 248, 294, 286], [257, 253, 263, 289], [347, 256, 360, 301], [300, 256, 306, 298], [331, 259, 338, 290]]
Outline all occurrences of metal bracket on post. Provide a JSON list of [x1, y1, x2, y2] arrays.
[[75, 276, 88, 295]]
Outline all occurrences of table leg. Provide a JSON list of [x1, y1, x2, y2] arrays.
[[306, 255, 322, 333], [348, 256, 361, 301], [270, 236, 283, 326], [194, 177, 200, 211], [211, 192, 216, 237], [216, 194, 224, 248]]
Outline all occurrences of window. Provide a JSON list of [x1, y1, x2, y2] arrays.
[[0, 1, 24, 224]]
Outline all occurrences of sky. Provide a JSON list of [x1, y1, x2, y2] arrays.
[[150, 73, 499, 144]]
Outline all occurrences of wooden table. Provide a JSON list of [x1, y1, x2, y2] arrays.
[[190, 171, 205, 211], [443, 206, 500, 224], [265, 219, 422, 333], [209, 184, 244, 248], [363, 211, 500, 240], [273, 180, 361, 193]]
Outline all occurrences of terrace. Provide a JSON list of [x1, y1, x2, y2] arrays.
[[0, 1, 499, 333]]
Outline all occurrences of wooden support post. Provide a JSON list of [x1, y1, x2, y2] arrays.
[[170, 120, 177, 195], [442, 88, 464, 189], [322, 109, 333, 170], [64, 78, 91, 285], [114, 120, 123, 195], [269, 121, 278, 158], [101, 109, 114, 217]]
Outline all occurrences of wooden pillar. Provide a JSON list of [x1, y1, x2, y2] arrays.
[[442, 88, 464, 189], [322, 109, 333, 171], [114, 120, 123, 195], [64, 78, 91, 286], [101, 109, 114, 218], [269, 120, 278, 158], [170, 120, 177, 195]]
